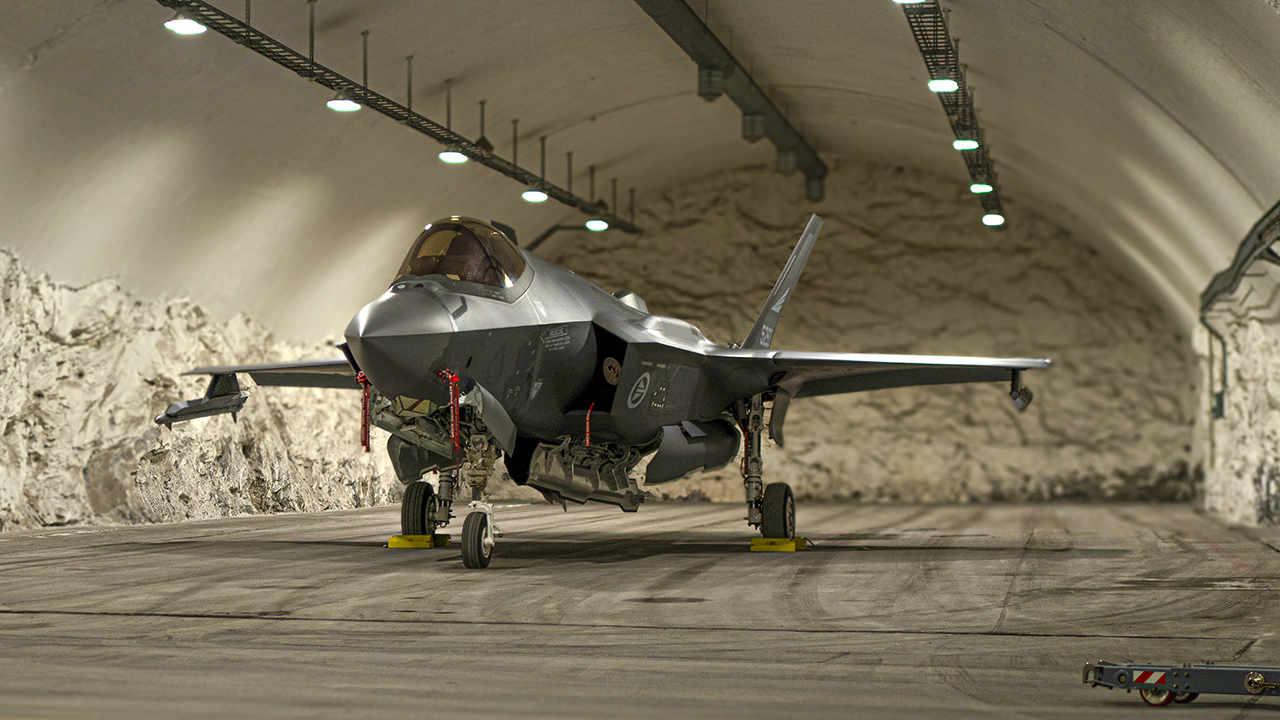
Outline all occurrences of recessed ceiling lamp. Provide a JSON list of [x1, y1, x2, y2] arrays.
[[953, 138, 980, 151], [970, 182, 994, 194], [522, 189, 548, 203], [927, 78, 959, 93], [982, 213, 1006, 227], [164, 13, 207, 35], [892, 0, 927, 3], [326, 92, 360, 112], [438, 147, 468, 164], [585, 219, 609, 232]]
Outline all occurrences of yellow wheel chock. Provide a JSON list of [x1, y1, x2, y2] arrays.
[[750, 537, 809, 552], [387, 534, 452, 549]]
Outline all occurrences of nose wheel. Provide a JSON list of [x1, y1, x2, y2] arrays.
[[462, 502, 499, 569]]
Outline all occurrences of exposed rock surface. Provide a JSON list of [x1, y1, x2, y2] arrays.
[[0, 249, 402, 531], [544, 163, 1198, 503], [1204, 309, 1280, 525]]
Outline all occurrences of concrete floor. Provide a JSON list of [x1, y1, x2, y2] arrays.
[[1, 502, 1279, 719]]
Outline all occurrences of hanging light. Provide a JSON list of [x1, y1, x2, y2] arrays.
[[438, 146, 468, 164], [326, 92, 360, 112], [953, 138, 980, 151], [928, 79, 959, 93], [522, 189, 548, 203], [970, 182, 994, 194], [164, 13, 207, 35], [585, 219, 609, 232], [982, 213, 1006, 227]]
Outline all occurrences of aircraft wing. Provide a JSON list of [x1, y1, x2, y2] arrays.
[[693, 346, 1050, 446], [762, 350, 1049, 399], [185, 359, 359, 389]]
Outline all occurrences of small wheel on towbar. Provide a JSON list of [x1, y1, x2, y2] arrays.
[[760, 482, 795, 540], [401, 481, 434, 536], [1139, 688, 1174, 707], [462, 511, 492, 569], [1173, 692, 1198, 703]]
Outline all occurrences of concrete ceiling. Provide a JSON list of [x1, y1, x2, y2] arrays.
[[2, 0, 1277, 339]]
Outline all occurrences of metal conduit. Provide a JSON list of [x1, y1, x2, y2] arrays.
[[899, 1, 1005, 220], [155, 0, 641, 233]]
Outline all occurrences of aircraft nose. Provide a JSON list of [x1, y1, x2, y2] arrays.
[[344, 289, 455, 400]]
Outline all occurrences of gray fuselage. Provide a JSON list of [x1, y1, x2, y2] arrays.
[[344, 252, 759, 450]]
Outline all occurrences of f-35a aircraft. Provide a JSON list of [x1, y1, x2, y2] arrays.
[[157, 215, 1049, 568]]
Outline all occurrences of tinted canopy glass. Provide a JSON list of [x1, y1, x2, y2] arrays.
[[395, 217, 526, 289]]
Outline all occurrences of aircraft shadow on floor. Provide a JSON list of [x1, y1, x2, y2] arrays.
[[77, 537, 1129, 567]]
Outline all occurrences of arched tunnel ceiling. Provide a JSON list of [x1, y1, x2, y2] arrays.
[[2, 0, 1278, 340]]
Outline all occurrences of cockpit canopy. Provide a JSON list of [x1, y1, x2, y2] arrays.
[[395, 217, 526, 289]]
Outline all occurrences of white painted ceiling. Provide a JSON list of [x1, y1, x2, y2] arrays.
[[2, 0, 1277, 339]]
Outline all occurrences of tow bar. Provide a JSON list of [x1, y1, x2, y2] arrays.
[[1084, 661, 1280, 706]]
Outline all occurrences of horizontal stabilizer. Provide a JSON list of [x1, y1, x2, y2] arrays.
[[155, 374, 249, 428]]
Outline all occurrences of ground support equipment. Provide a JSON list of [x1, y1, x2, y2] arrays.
[[387, 534, 452, 549], [750, 537, 809, 552], [1084, 661, 1280, 706]]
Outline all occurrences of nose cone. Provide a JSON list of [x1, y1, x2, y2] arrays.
[[345, 290, 454, 401]]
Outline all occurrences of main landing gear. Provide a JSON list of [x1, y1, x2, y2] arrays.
[[740, 394, 796, 540], [396, 435, 503, 568], [401, 472, 454, 536]]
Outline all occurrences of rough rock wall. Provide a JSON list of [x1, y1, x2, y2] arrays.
[[544, 163, 1198, 503], [0, 249, 402, 531], [1204, 311, 1280, 525]]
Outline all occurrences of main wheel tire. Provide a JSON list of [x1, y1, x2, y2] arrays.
[[760, 482, 795, 540], [401, 481, 434, 536], [462, 511, 492, 569], [1173, 692, 1198, 703], [1140, 689, 1174, 707]]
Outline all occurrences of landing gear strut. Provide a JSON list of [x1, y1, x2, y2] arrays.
[[740, 393, 795, 539]]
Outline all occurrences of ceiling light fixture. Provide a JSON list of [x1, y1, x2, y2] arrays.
[[326, 92, 360, 112], [522, 189, 548, 203], [982, 213, 1006, 227], [438, 147, 468, 164], [953, 138, 980, 151], [970, 182, 994, 194], [893, 0, 927, 3], [927, 78, 959, 93], [164, 13, 207, 35], [585, 219, 609, 232]]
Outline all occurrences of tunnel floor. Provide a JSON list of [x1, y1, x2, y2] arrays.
[[1, 502, 1278, 718]]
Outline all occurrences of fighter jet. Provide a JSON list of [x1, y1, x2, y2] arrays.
[[157, 215, 1049, 568]]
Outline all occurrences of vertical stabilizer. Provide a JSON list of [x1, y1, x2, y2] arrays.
[[741, 214, 823, 350]]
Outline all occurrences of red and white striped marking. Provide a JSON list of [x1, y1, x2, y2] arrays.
[[1134, 671, 1167, 685]]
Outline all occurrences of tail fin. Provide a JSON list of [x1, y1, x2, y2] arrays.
[[741, 214, 823, 350]]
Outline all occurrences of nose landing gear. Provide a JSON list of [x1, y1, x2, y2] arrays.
[[462, 502, 500, 569]]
